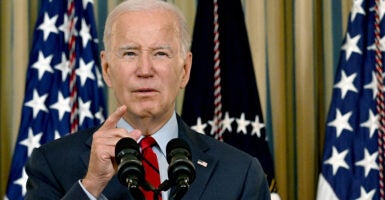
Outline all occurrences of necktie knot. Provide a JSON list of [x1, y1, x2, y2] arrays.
[[140, 136, 156, 150]]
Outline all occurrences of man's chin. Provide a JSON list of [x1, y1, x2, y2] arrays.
[[132, 108, 157, 118]]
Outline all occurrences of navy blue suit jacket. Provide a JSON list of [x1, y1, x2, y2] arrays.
[[25, 116, 270, 199]]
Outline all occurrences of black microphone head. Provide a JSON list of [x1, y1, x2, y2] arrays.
[[114, 137, 144, 187], [115, 137, 140, 164], [166, 138, 195, 185], [166, 138, 191, 162]]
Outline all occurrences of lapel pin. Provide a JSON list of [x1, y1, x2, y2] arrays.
[[197, 160, 208, 167]]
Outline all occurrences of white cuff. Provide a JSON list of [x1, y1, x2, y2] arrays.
[[78, 179, 108, 200]]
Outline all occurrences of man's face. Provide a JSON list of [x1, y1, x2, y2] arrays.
[[101, 9, 191, 122]]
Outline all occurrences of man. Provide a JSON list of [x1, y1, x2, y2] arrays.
[[25, 0, 271, 199]]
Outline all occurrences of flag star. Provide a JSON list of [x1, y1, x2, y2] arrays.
[[355, 148, 379, 177], [192, 117, 207, 134], [58, 14, 70, 42], [377, 0, 385, 21], [369, 1, 385, 20], [367, 36, 385, 52], [78, 98, 94, 124], [49, 92, 71, 120], [95, 107, 105, 123], [14, 168, 28, 196], [334, 70, 358, 99], [20, 128, 43, 156], [236, 113, 250, 134], [341, 33, 362, 61], [54, 130, 62, 140], [360, 110, 378, 138], [54, 53, 70, 82], [356, 186, 376, 200], [350, 0, 365, 22], [32, 51, 54, 80], [58, 14, 78, 42], [24, 90, 49, 118], [37, 12, 59, 41], [79, 19, 92, 47], [251, 115, 265, 138], [76, 59, 95, 86], [222, 112, 234, 132], [356, 148, 378, 177], [328, 109, 353, 137], [83, 0, 94, 9], [95, 67, 105, 88], [207, 116, 225, 140], [324, 146, 349, 175], [207, 118, 218, 135], [363, 72, 378, 99]]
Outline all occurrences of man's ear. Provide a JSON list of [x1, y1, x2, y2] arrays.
[[100, 51, 112, 87], [180, 52, 192, 89]]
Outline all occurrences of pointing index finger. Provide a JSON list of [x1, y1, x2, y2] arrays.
[[99, 105, 127, 131]]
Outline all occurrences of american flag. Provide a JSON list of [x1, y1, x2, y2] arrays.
[[4, 0, 107, 199], [181, 0, 278, 196], [317, 0, 384, 199]]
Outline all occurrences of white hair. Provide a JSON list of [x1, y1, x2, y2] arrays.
[[103, 0, 191, 56]]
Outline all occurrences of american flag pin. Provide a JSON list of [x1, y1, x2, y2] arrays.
[[197, 160, 208, 167]]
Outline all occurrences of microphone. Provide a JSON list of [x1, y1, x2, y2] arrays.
[[166, 138, 196, 200], [115, 137, 145, 199]]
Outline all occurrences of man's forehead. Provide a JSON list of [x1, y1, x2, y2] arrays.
[[117, 44, 172, 51]]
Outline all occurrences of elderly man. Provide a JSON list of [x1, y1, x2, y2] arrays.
[[25, 0, 271, 199]]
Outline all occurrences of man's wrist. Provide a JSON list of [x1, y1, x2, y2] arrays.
[[81, 178, 104, 198]]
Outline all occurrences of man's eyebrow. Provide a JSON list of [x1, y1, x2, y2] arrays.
[[118, 45, 138, 51], [117, 45, 173, 52], [151, 45, 172, 51]]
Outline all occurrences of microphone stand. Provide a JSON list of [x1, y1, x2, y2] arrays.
[[127, 177, 191, 200], [157, 178, 190, 200], [154, 179, 171, 200], [127, 180, 154, 200], [126, 177, 144, 200], [168, 176, 190, 200]]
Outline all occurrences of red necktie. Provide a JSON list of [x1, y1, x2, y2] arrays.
[[140, 137, 162, 200]]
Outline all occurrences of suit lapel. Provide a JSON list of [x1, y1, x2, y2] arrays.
[[177, 116, 218, 199]]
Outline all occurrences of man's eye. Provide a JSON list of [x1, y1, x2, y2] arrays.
[[123, 51, 136, 57], [155, 51, 169, 57]]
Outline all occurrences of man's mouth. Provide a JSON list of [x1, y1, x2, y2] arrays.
[[134, 88, 157, 93]]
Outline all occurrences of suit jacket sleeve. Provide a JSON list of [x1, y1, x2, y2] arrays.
[[240, 158, 271, 200], [25, 147, 90, 200]]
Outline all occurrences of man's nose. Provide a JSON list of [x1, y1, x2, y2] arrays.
[[136, 53, 154, 78]]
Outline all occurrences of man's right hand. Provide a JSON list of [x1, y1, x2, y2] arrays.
[[82, 105, 142, 198]]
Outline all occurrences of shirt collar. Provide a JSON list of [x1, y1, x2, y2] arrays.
[[116, 112, 178, 156]]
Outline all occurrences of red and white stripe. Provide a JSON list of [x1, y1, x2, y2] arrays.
[[375, 0, 385, 199], [67, 0, 79, 133], [213, 0, 223, 141]]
